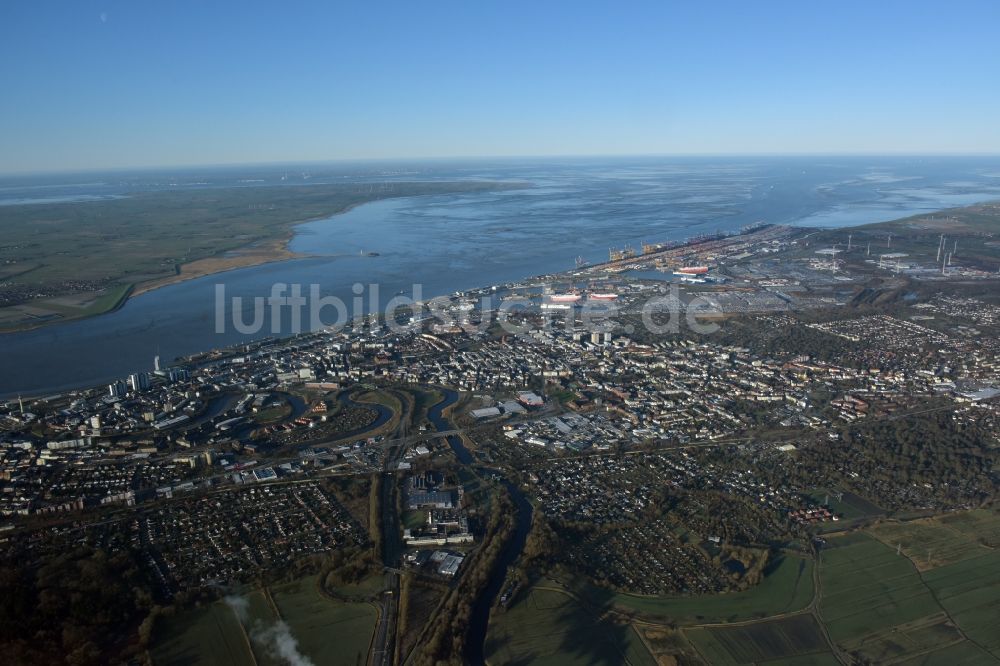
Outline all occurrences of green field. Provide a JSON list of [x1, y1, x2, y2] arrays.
[[924, 553, 1000, 657], [685, 613, 828, 664], [817, 522, 1000, 664], [808, 488, 884, 521], [896, 640, 999, 666], [577, 554, 814, 624], [850, 616, 965, 664], [403, 509, 429, 530], [685, 630, 841, 666], [819, 533, 942, 644], [940, 508, 1000, 548], [326, 572, 387, 601], [489, 512, 1000, 664], [151, 576, 377, 666], [269, 577, 376, 665], [869, 516, 992, 570], [864, 511, 1000, 659], [484, 585, 655, 666], [758, 654, 842, 666], [151, 602, 256, 666]]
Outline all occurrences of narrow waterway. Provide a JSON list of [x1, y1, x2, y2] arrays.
[[426, 389, 534, 665], [335, 390, 394, 439]]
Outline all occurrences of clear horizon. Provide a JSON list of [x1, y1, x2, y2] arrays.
[[3, 1, 1000, 174]]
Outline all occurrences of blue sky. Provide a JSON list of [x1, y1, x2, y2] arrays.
[[2, 1, 999, 173]]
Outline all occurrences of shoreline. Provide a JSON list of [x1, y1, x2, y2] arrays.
[[0, 182, 530, 336], [0, 197, 422, 335], [130, 234, 302, 298], [128, 197, 384, 298], [3, 198, 998, 398], [0, 233, 306, 336]]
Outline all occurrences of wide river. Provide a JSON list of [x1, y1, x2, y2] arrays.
[[2, 156, 1000, 397]]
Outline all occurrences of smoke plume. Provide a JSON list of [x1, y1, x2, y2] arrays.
[[224, 593, 315, 666], [223, 595, 249, 621], [253, 620, 316, 666]]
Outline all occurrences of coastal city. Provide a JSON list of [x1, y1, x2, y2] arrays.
[[6, 1, 1000, 663], [2, 205, 1000, 665]]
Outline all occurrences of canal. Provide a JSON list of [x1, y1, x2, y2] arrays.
[[426, 389, 534, 665]]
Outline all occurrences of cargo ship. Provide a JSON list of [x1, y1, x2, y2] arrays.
[[674, 266, 709, 275], [588, 293, 618, 301], [540, 303, 573, 310], [548, 293, 582, 303]]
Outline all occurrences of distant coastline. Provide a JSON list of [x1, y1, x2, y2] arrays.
[[130, 197, 397, 298], [0, 182, 524, 334], [3, 156, 1000, 397]]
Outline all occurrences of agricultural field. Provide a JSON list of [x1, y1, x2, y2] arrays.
[[684, 613, 829, 665], [895, 640, 999, 666], [486, 512, 1000, 664], [637, 625, 708, 665], [923, 552, 1000, 658], [150, 575, 376, 666], [150, 601, 256, 666], [867, 511, 1000, 659], [848, 615, 967, 665], [817, 514, 1000, 665], [819, 533, 943, 644], [484, 585, 655, 666], [581, 554, 815, 624], [269, 577, 376, 666], [868, 515, 993, 570], [939, 508, 1000, 548], [752, 654, 842, 666]]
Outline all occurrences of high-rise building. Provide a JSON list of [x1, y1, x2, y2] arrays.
[[108, 381, 127, 399], [128, 372, 150, 392], [591, 331, 609, 345], [168, 368, 190, 383]]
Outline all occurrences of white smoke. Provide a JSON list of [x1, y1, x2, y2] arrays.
[[223, 595, 250, 622], [253, 620, 316, 666], [223, 593, 315, 666]]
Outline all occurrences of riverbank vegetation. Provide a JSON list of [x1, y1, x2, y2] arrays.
[[410, 486, 516, 666]]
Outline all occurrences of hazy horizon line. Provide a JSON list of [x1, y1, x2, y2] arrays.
[[4, 151, 1000, 178]]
